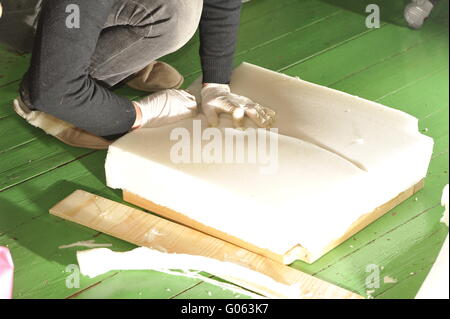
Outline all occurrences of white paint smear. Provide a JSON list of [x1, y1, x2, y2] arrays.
[[76, 247, 307, 299], [383, 276, 397, 284], [441, 184, 449, 226], [59, 240, 112, 249]]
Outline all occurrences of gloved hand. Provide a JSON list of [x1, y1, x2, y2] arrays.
[[134, 89, 198, 128], [200, 83, 276, 129]]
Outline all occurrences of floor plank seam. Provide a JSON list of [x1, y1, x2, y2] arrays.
[[182, 9, 343, 79], [375, 66, 449, 102], [65, 272, 120, 299], [373, 227, 448, 298], [328, 37, 447, 88], [0, 150, 97, 193], [310, 203, 441, 276], [0, 79, 21, 89], [0, 135, 42, 155], [169, 276, 215, 299], [278, 25, 386, 73]]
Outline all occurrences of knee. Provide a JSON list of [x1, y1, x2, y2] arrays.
[[139, 0, 203, 50]]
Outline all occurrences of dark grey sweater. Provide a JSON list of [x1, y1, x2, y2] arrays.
[[1, 0, 242, 137]]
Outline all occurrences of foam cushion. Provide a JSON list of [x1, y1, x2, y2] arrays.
[[105, 63, 433, 262]]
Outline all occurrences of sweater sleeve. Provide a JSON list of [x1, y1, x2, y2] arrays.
[[25, 0, 136, 137], [199, 0, 242, 84]]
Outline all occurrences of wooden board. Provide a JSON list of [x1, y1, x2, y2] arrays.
[[123, 179, 424, 264], [50, 190, 362, 299]]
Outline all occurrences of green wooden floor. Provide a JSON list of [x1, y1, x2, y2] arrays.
[[0, 0, 448, 299]]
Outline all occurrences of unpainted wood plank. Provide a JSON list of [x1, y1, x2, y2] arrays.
[[124, 180, 423, 264], [50, 190, 362, 299]]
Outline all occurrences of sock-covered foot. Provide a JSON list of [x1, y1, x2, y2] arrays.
[[126, 61, 184, 92]]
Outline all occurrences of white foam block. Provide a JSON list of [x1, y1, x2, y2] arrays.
[[105, 62, 433, 262]]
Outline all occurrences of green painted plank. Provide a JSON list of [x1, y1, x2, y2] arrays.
[[375, 227, 447, 299], [419, 106, 450, 145], [319, 0, 413, 26], [173, 276, 253, 299], [233, 10, 374, 75], [0, 151, 207, 298], [4, 221, 209, 299], [183, 9, 381, 85], [0, 151, 111, 235], [378, 68, 449, 120], [70, 270, 206, 299], [162, 0, 340, 80], [0, 44, 29, 87], [283, 17, 448, 87], [0, 137, 93, 192], [0, 83, 147, 191], [0, 81, 20, 119], [0, 115, 47, 153], [432, 133, 449, 159], [0, 0, 448, 299], [316, 204, 448, 298], [1, 234, 117, 299], [239, 0, 300, 25], [331, 41, 449, 101]]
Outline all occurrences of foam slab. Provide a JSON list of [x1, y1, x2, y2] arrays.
[[105, 62, 433, 263]]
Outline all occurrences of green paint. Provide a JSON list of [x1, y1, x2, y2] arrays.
[[0, 0, 448, 299]]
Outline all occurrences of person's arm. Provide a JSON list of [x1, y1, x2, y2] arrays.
[[199, 0, 242, 84], [198, 1, 276, 128], [25, 0, 136, 137]]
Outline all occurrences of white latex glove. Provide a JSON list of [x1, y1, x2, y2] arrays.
[[201, 83, 276, 129], [135, 89, 197, 128]]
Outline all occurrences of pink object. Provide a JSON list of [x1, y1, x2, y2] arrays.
[[0, 247, 14, 299]]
